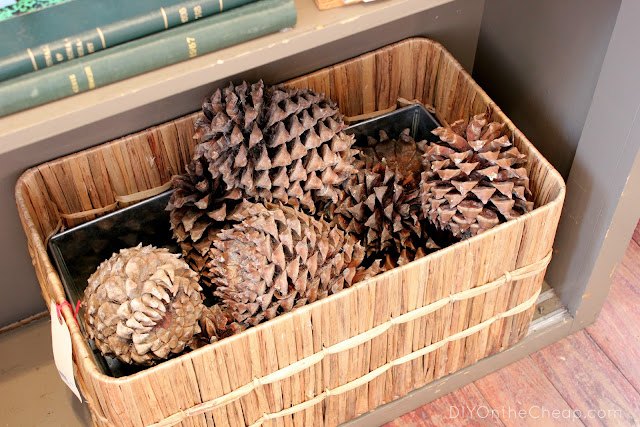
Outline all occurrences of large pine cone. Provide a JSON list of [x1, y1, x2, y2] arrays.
[[169, 81, 356, 286], [326, 129, 438, 268], [82, 245, 204, 365], [197, 201, 380, 341], [193, 80, 355, 211], [420, 113, 533, 239]]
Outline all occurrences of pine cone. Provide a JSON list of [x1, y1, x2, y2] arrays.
[[167, 162, 242, 288], [193, 80, 355, 211], [198, 304, 245, 344], [82, 245, 204, 365], [197, 201, 380, 340], [420, 113, 533, 239], [326, 129, 439, 268], [168, 81, 356, 286]]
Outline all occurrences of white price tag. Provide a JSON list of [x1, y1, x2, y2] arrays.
[[50, 300, 82, 401]]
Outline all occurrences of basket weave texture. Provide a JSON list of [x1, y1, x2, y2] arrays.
[[15, 38, 565, 427]]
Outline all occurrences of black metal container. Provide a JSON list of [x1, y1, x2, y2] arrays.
[[347, 103, 441, 146]]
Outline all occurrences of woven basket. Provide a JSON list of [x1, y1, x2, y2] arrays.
[[15, 38, 565, 427]]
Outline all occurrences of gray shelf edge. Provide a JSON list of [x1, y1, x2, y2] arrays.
[[0, 0, 454, 155]]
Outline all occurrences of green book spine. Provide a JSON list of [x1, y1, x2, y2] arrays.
[[0, 0, 296, 116], [0, 0, 257, 82]]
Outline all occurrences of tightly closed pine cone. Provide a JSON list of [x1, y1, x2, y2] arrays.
[[168, 81, 357, 287], [197, 201, 381, 342], [420, 113, 533, 239], [326, 129, 439, 268], [82, 245, 204, 365]]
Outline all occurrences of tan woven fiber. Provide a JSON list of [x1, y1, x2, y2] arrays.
[[42, 180, 173, 246], [58, 181, 172, 220], [249, 288, 540, 427], [147, 251, 550, 427]]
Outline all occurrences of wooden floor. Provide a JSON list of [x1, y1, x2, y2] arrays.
[[385, 223, 640, 427]]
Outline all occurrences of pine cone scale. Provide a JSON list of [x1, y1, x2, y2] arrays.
[[421, 113, 532, 239]]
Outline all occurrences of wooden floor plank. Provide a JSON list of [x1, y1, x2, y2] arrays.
[[473, 357, 582, 426], [632, 220, 640, 246], [587, 240, 640, 392], [632, 228, 640, 247], [383, 384, 504, 427], [531, 330, 640, 426]]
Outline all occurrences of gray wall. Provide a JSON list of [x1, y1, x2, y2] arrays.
[[473, 0, 634, 314], [473, 0, 621, 178], [2, 0, 485, 327], [547, 0, 640, 316]]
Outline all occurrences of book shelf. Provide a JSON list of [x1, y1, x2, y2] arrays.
[[3, 0, 640, 425], [0, 0, 458, 153]]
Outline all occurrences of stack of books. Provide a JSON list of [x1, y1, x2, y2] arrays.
[[0, 0, 297, 116]]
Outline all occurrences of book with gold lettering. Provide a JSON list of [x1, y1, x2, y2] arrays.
[[0, 0, 258, 82], [0, 0, 296, 116]]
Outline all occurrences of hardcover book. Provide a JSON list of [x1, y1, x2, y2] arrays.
[[0, 0, 297, 116], [0, 0, 257, 82]]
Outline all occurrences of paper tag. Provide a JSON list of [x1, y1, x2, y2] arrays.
[[50, 300, 82, 401]]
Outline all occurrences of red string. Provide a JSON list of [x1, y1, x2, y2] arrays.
[[56, 300, 81, 325]]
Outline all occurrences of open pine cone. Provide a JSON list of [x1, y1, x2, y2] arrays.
[[197, 201, 381, 342], [82, 245, 204, 365], [193, 80, 355, 211], [168, 165, 242, 288], [168, 81, 357, 286], [420, 113, 533, 239], [326, 129, 439, 268]]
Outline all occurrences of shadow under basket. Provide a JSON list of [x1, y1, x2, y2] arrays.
[[15, 38, 565, 427]]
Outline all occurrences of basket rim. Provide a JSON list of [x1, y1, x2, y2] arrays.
[[14, 36, 566, 386]]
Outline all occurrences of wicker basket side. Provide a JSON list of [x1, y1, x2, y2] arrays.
[[14, 37, 565, 427], [14, 112, 203, 426], [16, 174, 63, 304], [111, 215, 552, 427], [15, 173, 115, 425]]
